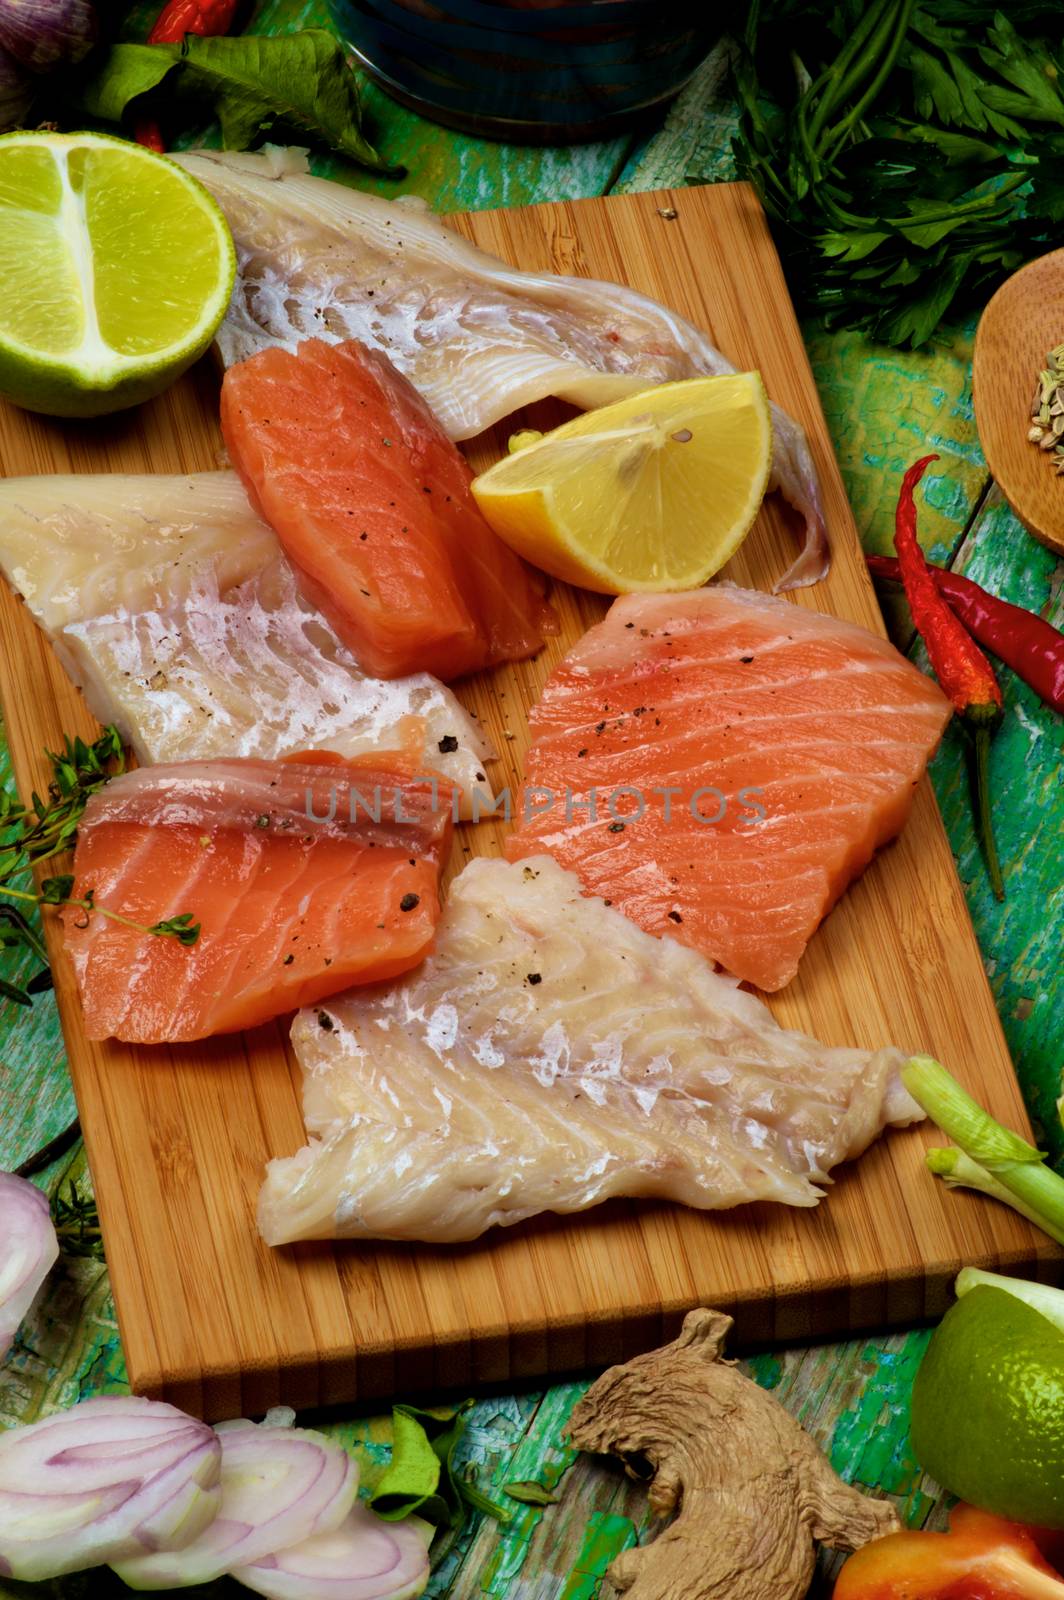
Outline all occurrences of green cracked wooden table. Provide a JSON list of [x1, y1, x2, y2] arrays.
[[1, 14, 1062, 1597]]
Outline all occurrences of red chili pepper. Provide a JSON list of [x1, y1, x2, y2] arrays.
[[894, 456, 1005, 902], [868, 555, 1064, 717], [134, 0, 240, 153], [148, 0, 238, 41], [833, 1503, 1064, 1599]]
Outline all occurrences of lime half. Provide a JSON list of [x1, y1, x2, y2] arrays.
[[911, 1280, 1064, 1529], [0, 130, 235, 417]]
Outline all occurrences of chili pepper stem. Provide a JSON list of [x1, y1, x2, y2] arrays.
[[969, 722, 1005, 902]]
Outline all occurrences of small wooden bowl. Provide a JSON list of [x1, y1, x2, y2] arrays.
[[973, 248, 1064, 557]]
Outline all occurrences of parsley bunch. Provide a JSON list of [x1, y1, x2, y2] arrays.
[[731, 1, 1064, 345]]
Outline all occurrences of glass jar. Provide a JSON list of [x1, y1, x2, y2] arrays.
[[328, 0, 719, 143]]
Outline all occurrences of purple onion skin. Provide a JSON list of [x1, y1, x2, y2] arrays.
[[0, 42, 30, 133], [0, 0, 97, 75]]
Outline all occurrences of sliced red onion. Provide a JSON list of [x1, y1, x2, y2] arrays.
[[0, 41, 31, 131], [234, 1506, 432, 1600], [0, 1171, 59, 1360], [115, 1414, 358, 1589], [0, 0, 97, 74], [0, 1395, 221, 1581]]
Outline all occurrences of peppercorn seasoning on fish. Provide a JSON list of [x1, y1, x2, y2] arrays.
[[506, 585, 952, 992], [220, 337, 556, 681], [258, 856, 922, 1245], [172, 146, 828, 591], [62, 755, 453, 1044], [0, 472, 494, 811]]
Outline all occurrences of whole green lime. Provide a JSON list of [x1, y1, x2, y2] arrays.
[[911, 1284, 1064, 1529]]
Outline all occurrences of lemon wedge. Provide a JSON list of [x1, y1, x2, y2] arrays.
[[471, 374, 772, 593]]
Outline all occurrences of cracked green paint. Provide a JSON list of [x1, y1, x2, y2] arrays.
[[557, 1513, 637, 1600], [2, 12, 1063, 1600], [829, 1337, 935, 1524], [746, 1352, 784, 1389]]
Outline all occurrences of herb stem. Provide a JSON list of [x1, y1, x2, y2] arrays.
[[821, 0, 916, 158], [971, 724, 1005, 902], [805, 0, 897, 149], [876, 171, 1030, 229]]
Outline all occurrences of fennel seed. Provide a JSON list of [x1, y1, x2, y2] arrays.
[[1028, 345, 1064, 475]]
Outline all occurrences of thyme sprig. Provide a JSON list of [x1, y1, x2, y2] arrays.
[[0, 727, 201, 1006]]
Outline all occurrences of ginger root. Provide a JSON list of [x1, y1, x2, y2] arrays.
[[566, 1309, 900, 1600]]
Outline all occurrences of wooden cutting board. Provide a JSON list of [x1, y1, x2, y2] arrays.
[[0, 183, 1056, 1421]]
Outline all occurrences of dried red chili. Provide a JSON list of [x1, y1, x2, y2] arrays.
[[894, 455, 1005, 901], [868, 555, 1064, 718]]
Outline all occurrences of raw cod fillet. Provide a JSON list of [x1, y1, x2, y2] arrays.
[[63, 755, 454, 1043], [259, 856, 923, 1245], [506, 586, 952, 992], [0, 472, 493, 809], [221, 338, 555, 681], [172, 147, 828, 592]]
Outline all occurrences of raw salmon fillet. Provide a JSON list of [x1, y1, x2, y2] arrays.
[[220, 338, 555, 682], [506, 587, 951, 992], [62, 755, 453, 1043], [259, 856, 922, 1245]]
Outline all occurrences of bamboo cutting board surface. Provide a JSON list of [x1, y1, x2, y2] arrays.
[[0, 183, 1056, 1421]]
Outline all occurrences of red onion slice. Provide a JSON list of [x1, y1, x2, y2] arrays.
[[0, 1171, 59, 1360], [0, 1395, 221, 1581], [234, 1505, 432, 1600], [115, 1414, 358, 1589]]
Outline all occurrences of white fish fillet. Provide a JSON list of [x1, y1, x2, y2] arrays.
[[0, 472, 493, 806], [259, 856, 922, 1245], [172, 147, 828, 592]]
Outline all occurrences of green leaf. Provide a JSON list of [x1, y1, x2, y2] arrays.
[[879, 246, 974, 346], [905, 124, 1005, 163], [370, 1408, 450, 1525], [38, 874, 74, 905], [73, 42, 180, 122], [819, 229, 890, 261], [369, 1401, 512, 1532], [907, 43, 971, 126], [895, 213, 972, 247], [980, 13, 1064, 126], [67, 32, 402, 174], [503, 1480, 560, 1506], [182, 32, 398, 171], [148, 912, 201, 946]]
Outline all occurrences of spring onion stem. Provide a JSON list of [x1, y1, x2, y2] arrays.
[[927, 1148, 1064, 1244], [902, 1056, 1064, 1245]]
